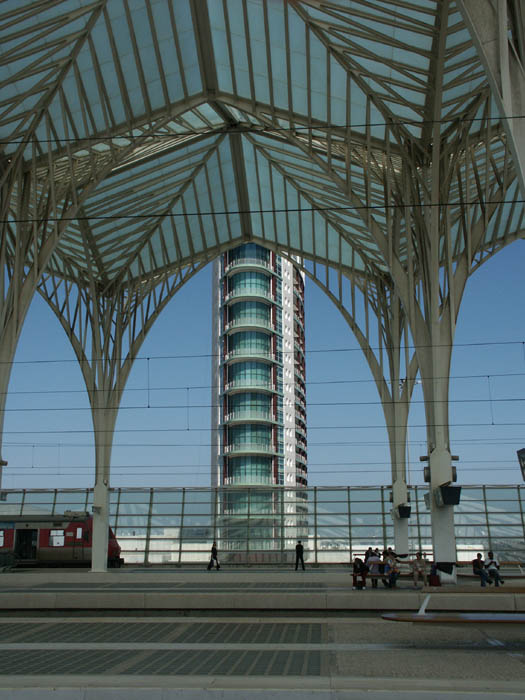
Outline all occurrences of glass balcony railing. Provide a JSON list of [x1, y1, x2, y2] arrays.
[[222, 476, 274, 486], [224, 410, 274, 423], [223, 442, 276, 455], [224, 350, 275, 363], [224, 379, 275, 392], [224, 318, 273, 333], [224, 258, 272, 274], [295, 383, 306, 399], [295, 424, 307, 439], [224, 289, 274, 303]]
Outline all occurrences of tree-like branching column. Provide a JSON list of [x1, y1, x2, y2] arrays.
[[0, 104, 201, 489], [300, 259, 418, 554], [390, 93, 523, 568], [38, 255, 206, 571], [278, 1, 525, 567]]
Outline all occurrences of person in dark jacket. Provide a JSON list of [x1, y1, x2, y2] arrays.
[[352, 556, 368, 589], [472, 552, 490, 587], [295, 540, 305, 570], [207, 541, 220, 570], [366, 550, 381, 588]]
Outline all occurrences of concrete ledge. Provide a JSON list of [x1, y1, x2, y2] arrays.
[[326, 591, 417, 610], [1, 571, 524, 614], [0, 590, 522, 613], [0, 593, 58, 609], [59, 593, 146, 609], [1, 674, 525, 695], [514, 594, 525, 611], [426, 593, 516, 612]]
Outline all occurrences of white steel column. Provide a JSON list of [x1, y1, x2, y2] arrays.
[[91, 402, 117, 572], [38, 259, 206, 572], [391, 398, 409, 555], [417, 332, 457, 570], [425, 3, 457, 571], [302, 262, 417, 555], [459, 0, 525, 194]]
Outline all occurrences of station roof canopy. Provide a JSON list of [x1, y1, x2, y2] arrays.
[[2, 0, 524, 288]]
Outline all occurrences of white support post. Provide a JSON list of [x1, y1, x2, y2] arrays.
[[392, 478, 409, 555], [418, 325, 458, 581], [429, 446, 457, 578], [0, 357, 11, 491], [0, 327, 22, 491], [90, 405, 115, 573], [91, 477, 110, 573]]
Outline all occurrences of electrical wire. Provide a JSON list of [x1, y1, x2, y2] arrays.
[[2, 341, 524, 366], [3, 459, 518, 470], [1, 396, 524, 414], [2, 423, 525, 448], [3, 112, 525, 146], [4, 197, 525, 225]]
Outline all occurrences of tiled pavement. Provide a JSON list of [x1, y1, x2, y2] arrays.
[[0, 570, 524, 697]]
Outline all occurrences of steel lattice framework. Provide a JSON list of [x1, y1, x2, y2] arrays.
[[1, 0, 524, 571]]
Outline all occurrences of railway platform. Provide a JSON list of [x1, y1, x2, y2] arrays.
[[0, 568, 524, 699], [1, 566, 524, 614]]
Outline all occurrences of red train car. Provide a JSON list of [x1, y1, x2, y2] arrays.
[[0, 511, 123, 567]]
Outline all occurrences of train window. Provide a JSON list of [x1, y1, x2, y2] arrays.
[[50, 530, 64, 547], [0, 531, 3, 547], [76, 528, 82, 539]]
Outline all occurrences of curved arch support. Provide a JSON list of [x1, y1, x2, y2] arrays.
[[297, 258, 419, 555], [38, 257, 207, 571]]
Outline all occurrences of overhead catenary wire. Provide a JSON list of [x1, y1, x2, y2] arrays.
[[3, 423, 525, 447], [2, 369, 525, 395], [3, 460, 519, 470], [4, 437, 522, 445], [0, 397, 524, 413], [3, 467, 520, 477], [1, 344, 525, 366], [3, 197, 525, 225], [2, 112, 525, 146]]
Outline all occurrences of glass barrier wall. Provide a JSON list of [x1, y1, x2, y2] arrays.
[[0, 485, 523, 564]]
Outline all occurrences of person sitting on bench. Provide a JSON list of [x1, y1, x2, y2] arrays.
[[412, 551, 428, 588], [485, 551, 504, 587], [352, 556, 368, 589], [382, 550, 399, 588], [472, 552, 491, 587], [366, 550, 381, 588]]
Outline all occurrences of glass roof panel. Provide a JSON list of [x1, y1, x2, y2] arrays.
[[209, 0, 234, 93], [153, 3, 192, 102], [3, 0, 522, 289], [27, 0, 204, 153]]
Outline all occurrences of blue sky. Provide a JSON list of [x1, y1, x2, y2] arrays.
[[2, 240, 524, 490]]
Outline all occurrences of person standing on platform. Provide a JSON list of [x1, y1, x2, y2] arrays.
[[295, 540, 305, 571], [207, 541, 220, 570]]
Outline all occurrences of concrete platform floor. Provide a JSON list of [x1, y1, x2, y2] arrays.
[[1, 569, 524, 698], [0, 612, 525, 698], [0, 566, 524, 613]]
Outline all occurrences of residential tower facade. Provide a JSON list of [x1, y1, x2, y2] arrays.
[[211, 244, 307, 553]]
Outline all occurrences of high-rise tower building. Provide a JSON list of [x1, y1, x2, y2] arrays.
[[211, 244, 307, 554]]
